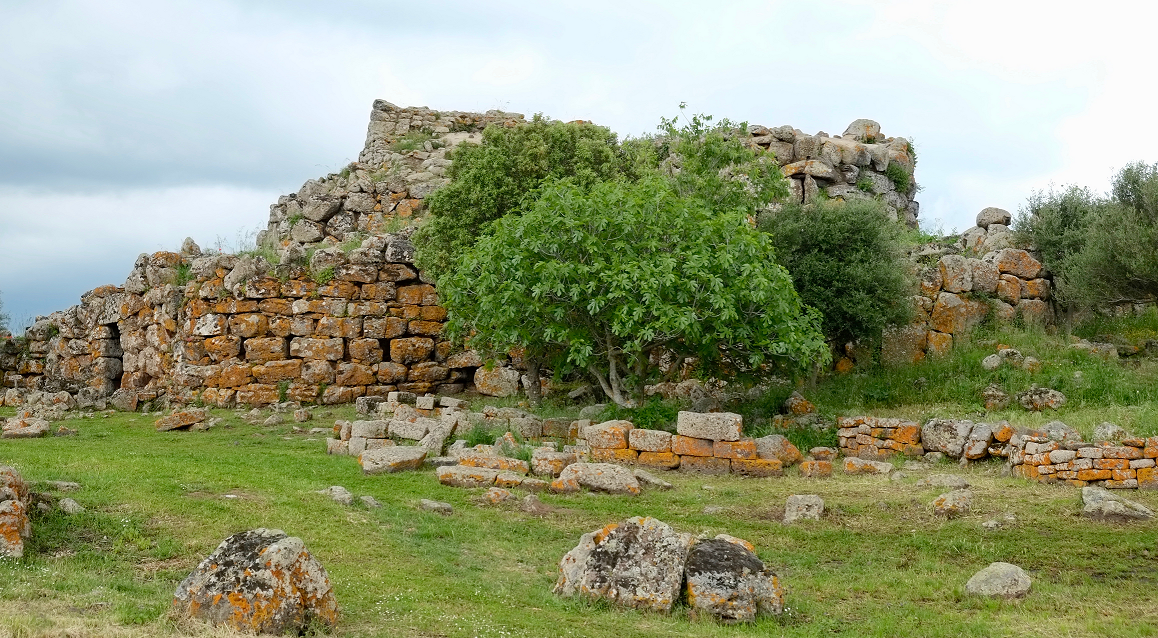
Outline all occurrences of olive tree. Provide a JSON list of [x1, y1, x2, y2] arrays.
[[440, 176, 829, 407]]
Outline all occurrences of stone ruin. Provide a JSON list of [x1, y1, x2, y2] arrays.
[[0, 98, 1049, 409]]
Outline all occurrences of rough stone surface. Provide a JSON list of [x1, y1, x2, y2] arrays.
[[551, 463, 640, 495], [921, 419, 974, 458], [976, 207, 1012, 229], [932, 489, 973, 517], [676, 411, 743, 442], [437, 465, 499, 488], [783, 494, 824, 524], [754, 435, 803, 466], [965, 562, 1031, 599], [1081, 486, 1153, 521], [842, 457, 894, 475], [359, 446, 427, 474], [553, 517, 694, 612], [155, 408, 207, 432], [474, 365, 521, 397], [685, 537, 785, 622], [172, 529, 338, 634], [1018, 386, 1066, 411]]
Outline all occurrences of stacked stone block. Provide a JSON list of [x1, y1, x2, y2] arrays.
[[880, 247, 1054, 366], [579, 412, 792, 476], [837, 417, 924, 459], [1009, 435, 1158, 489]]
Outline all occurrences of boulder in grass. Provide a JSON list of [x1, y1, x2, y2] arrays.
[[359, 446, 427, 474], [155, 408, 208, 432], [685, 536, 785, 623], [550, 463, 640, 495], [553, 516, 694, 613], [1081, 486, 1153, 522], [965, 562, 1031, 599], [172, 529, 338, 635]]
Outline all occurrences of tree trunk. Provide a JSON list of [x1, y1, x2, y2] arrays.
[[524, 359, 542, 407]]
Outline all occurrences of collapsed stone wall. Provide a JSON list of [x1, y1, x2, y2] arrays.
[[874, 207, 1055, 368], [0, 100, 927, 407], [0, 234, 482, 409]]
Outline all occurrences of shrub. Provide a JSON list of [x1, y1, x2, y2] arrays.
[[885, 161, 913, 194], [758, 199, 915, 346], [440, 175, 829, 408], [413, 115, 628, 278], [1015, 163, 1158, 307]]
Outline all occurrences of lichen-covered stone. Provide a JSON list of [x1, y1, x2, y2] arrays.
[[172, 529, 337, 635], [685, 537, 784, 622], [676, 411, 743, 442], [553, 517, 693, 613], [550, 462, 640, 495], [359, 446, 426, 474]]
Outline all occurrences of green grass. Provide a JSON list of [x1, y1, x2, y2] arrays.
[[803, 322, 1158, 439], [1, 404, 1157, 637]]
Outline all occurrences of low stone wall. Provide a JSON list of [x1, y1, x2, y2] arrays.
[[1010, 435, 1158, 489], [836, 416, 924, 459], [577, 412, 808, 477]]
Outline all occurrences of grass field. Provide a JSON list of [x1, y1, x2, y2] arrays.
[[2, 316, 1158, 637], [1, 403, 1157, 638]]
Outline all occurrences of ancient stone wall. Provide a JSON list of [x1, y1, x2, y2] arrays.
[[0, 234, 481, 410]]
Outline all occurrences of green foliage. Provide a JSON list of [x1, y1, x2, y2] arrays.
[[598, 398, 682, 432], [884, 161, 913, 194], [277, 380, 290, 403], [312, 266, 335, 285], [173, 262, 194, 286], [441, 175, 829, 407], [463, 422, 495, 448], [759, 199, 915, 345], [1015, 163, 1158, 307], [644, 106, 789, 211], [287, 212, 304, 227], [856, 176, 874, 193], [391, 130, 440, 153], [413, 115, 628, 278]]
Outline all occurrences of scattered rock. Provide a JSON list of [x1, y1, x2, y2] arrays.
[[842, 457, 894, 475], [360, 495, 382, 508], [1093, 422, 1129, 442], [783, 494, 824, 524], [483, 487, 513, 504], [981, 354, 1003, 371], [982, 520, 1001, 530], [932, 489, 973, 517], [519, 494, 551, 515], [965, 562, 1031, 599], [1081, 486, 1153, 522], [632, 469, 673, 490], [1017, 386, 1066, 411], [782, 391, 815, 415], [58, 498, 85, 514], [44, 480, 81, 492], [550, 463, 640, 495], [155, 408, 207, 432], [316, 486, 353, 506], [754, 434, 803, 466], [553, 516, 694, 612], [419, 499, 453, 515], [172, 529, 338, 635], [981, 384, 1011, 411], [924, 452, 945, 463], [685, 536, 785, 622], [293, 409, 313, 423], [437, 465, 499, 488], [0, 467, 31, 558]]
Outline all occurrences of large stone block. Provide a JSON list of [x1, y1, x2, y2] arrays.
[[390, 337, 435, 364], [939, 255, 972, 293], [244, 337, 288, 363], [930, 292, 988, 335], [990, 249, 1042, 279], [881, 324, 928, 366], [290, 338, 345, 361], [676, 411, 742, 442]]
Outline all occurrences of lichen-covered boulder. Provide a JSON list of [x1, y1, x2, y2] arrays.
[[550, 462, 640, 495], [553, 516, 693, 612], [965, 562, 1031, 599], [685, 536, 785, 623], [0, 466, 30, 558], [172, 529, 338, 634], [1081, 486, 1154, 522]]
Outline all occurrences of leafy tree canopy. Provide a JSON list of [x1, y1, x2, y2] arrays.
[[413, 115, 628, 278], [441, 175, 829, 407]]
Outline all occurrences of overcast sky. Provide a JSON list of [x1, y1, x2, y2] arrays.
[[2, 0, 1155, 330]]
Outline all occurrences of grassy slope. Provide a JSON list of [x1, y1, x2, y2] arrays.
[[1, 406, 1157, 638], [1, 313, 1157, 637]]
